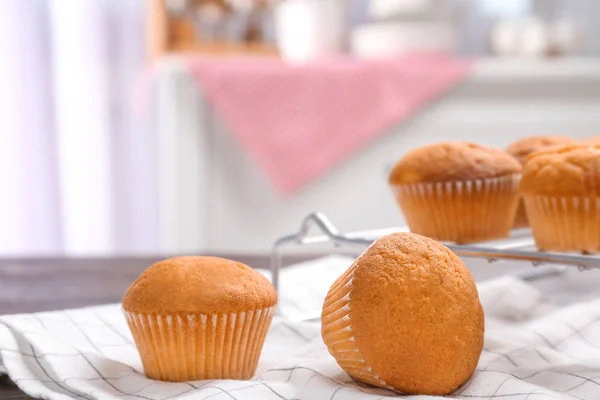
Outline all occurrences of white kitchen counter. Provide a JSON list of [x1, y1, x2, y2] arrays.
[[474, 58, 600, 80]]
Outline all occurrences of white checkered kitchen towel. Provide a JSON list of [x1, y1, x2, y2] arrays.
[[3, 256, 600, 399]]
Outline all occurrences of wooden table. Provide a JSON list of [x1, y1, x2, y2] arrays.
[[0, 254, 312, 399]]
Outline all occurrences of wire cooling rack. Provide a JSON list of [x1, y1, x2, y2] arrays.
[[270, 212, 600, 295]]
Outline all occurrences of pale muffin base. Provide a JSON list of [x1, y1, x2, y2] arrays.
[[124, 307, 274, 382], [391, 174, 520, 244], [524, 195, 600, 253]]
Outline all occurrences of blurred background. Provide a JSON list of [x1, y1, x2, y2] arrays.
[[2, 0, 600, 257]]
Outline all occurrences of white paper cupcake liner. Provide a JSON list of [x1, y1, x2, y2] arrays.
[[391, 174, 520, 243], [321, 258, 395, 390], [524, 194, 600, 253], [124, 307, 274, 381]]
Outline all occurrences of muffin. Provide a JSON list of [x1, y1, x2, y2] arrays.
[[321, 232, 484, 395], [506, 135, 576, 227], [520, 144, 600, 253], [122, 256, 277, 382], [389, 142, 522, 243]]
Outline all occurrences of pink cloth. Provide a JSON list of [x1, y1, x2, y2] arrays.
[[187, 55, 473, 195]]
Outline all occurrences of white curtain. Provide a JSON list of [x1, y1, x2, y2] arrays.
[[0, 0, 159, 256]]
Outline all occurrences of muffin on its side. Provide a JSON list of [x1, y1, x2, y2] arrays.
[[389, 142, 521, 243], [506, 135, 576, 227], [521, 144, 600, 253], [322, 232, 484, 395], [122, 256, 277, 382]]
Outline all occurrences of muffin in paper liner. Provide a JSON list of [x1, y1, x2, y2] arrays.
[[122, 256, 277, 382], [391, 174, 520, 244], [524, 195, 600, 253], [506, 135, 576, 228], [124, 307, 274, 381], [520, 144, 600, 253], [388, 142, 522, 244], [321, 232, 484, 395]]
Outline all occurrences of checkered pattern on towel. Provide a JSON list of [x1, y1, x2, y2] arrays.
[[2, 256, 600, 399]]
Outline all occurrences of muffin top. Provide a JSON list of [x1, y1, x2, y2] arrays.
[[584, 136, 600, 145], [348, 232, 484, 395], [506, 135, 576, 164], [389, 142, 521, 184], [122, 256, 277, 314], [521, 144, 600, 196]]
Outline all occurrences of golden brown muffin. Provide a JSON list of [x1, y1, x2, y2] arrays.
[[123, 256, 277, 382], [389, 142, 521, 243], [506, 136, 576, 227], [321, 233, 484, 395], [520, 144, 600, 252]]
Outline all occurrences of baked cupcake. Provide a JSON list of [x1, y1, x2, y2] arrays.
[[521, 144, 600, 253], [322, 232, 484, 395], [506, 135, 576, 227], [389, 142, 521, 243], [122, 256, 277, 382]]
